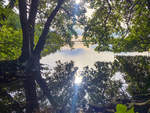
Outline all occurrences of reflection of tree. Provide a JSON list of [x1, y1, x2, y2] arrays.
[[1, 57, 150, 113], [40, 61, 126, 113], [70, 57, 150, 113], [114, 56, 150, 113], [41, 61, 78, 113], [82, 62, 124, 103], [0, 60, 78, 113], [38, 59, 150, 113], [77, 62, 126, 113]]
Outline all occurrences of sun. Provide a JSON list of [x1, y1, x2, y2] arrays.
[[74, 75, 82, 85], [75, 0, 81, 4]]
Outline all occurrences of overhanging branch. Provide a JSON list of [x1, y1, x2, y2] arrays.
[[33, 0, 65, 56]]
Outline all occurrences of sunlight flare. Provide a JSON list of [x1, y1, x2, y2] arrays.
[[74, 75, 82, 85], [75, 0, 81, 4]]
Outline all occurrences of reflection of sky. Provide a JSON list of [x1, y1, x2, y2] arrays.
[[40, 38, 149, 92], [40, 43, 115, 70], [40, 41, 149, 70], [61, 48, 85, 56]]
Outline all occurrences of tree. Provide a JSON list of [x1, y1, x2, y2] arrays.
[[83, 0, 150, 52], [39, 61, 78, 113], [114, 56, 150, 98], [79, 62, 126, 113], [0, 60, 77, 113], [0, 1, 22, 60], [0, 0, 86, 112], [71, 57, 150, 113], [40, 61, 127, 113], [113, 56, 150, 113]]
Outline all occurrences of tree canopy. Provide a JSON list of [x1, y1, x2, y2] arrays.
[[83, 0, 150, 52]]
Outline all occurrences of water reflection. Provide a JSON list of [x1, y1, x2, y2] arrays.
[[41, 53, 150, 113], [40, 42, 150, 113], [75, 56, 150, 113], [71, 85, 79, 113], [114, 56, 150, 99], [112, 56, 150, 113], [40, 46, 115, 69], [61, 48, 85, 56], [41, 43, 149, 70]]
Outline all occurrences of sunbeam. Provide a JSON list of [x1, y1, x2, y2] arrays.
[[74, 75, 82, 85], [75, 0, 81, 4]]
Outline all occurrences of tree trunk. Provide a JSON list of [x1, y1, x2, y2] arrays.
[[23, 74, 39, 113], [18, 0, 65, 112]]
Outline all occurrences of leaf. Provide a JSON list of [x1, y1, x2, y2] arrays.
[[116, 104, 127, 113], [127, 107, 134, 113]]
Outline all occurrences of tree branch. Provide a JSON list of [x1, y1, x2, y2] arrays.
[[7, 0, 16, 9], [28, 0, 39, 25], [33, 0, 65, 56], [18, 0, 31, 61], [18, 0, 28, 32], [27, 0, 40, 53], [35, 71, 58, 108]]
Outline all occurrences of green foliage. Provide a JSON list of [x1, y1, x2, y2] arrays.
[[0, 4, 10, 22], [1, 0, 150, 112], [36, 0, 86, 51], [41, 32, 65, 57], [114, 56, 150, 99], [7, 13, 21, 30], [83, 0, 150, 52], [0, 25, 22, 60], [116, 104, 136, 113], [0, 0, 87, 60], [0, 2, 22, 61], [113, 11, 150, 52]]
